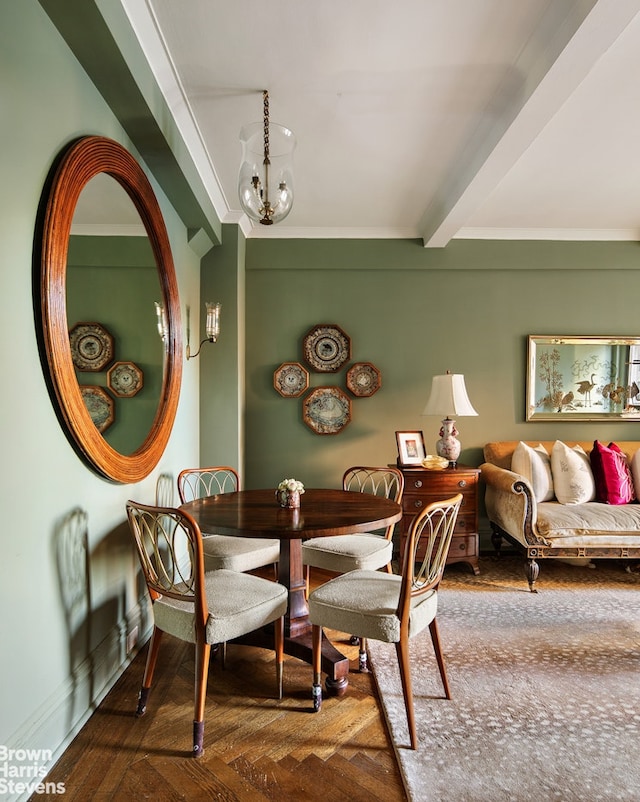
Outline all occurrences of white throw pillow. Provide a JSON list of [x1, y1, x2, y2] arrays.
[[631, 449, 640, 499], [511, 442, 554, 502], [550, 441, 595, 505]]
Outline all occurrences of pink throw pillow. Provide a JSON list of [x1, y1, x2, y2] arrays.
[[590, 440, 636, 505]]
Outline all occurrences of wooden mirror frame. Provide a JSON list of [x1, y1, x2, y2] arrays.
[[39, 136, 182, 482]]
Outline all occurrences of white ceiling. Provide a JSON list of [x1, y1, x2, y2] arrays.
[[120, 0, 640, 247]]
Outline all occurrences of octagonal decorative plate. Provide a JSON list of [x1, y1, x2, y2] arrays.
[[302, 324, 351, 372], [108, 361, 144, 398], [302, 386, 352, 435], [69, 322, 114, 372], [346, 362, 382, 397], [273, 361, 309, 398], [80, 385, 114, 433]]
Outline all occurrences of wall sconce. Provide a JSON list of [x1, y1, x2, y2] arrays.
[[186, 302, 221, 360], [421, 371, 478, 466], [154, 301, 168, 344]]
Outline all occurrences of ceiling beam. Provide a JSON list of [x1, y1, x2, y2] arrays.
[[39, 0, 222, 249], [420, 0, 639, 247]]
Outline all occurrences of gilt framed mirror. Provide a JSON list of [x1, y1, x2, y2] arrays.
[[37, 136, 182, 482], [527, 335, 640, 421]]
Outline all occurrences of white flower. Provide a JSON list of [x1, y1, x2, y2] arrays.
[[277, 477, 305, 494]]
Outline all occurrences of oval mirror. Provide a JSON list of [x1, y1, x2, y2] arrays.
[[38, 136, 182, 483]]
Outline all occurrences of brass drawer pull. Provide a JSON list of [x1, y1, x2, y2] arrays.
[[458, 480, 467, 488], [414, 480, 423, 488], [414, 500, 423, 509]]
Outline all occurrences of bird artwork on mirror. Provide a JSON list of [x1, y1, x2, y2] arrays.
[[528, 336, 640, 421], [557, 391, 575, 412], [602, 378, 627, 406], [575, 374, 597, 406]]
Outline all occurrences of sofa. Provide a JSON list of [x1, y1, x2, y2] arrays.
[[481, 440, 640, 591]]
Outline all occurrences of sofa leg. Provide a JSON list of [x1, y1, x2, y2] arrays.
[[526, 559, 539, 593], [490, 524, 503, 556]]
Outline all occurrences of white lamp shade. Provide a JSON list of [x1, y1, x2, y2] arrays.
[[422, 373, 478, 417]]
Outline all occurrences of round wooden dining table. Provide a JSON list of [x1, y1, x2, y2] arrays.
[[180, 487, 402, 692]]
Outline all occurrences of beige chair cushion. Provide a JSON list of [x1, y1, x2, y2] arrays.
[[302, 534, 392, 573], [308, 569, 437, 643], [202, 535, 279, 572], [153, 569, 288, 644]]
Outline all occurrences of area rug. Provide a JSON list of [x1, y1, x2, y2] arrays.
[[367, 556, 640, 802]]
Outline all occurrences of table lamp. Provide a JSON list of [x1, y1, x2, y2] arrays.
[[421, 372, 478, 466]]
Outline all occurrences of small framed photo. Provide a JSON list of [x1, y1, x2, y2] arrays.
[[395, 430, 426, 466]]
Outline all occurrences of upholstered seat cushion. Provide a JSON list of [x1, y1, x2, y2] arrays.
[[536, 501, 640, 545], [301, 534, 392, 573], [153, 569, 288, 644], [308, 569, 437, 643], [202, 534, 279, 572]]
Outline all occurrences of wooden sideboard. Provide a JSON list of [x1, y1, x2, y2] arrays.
[[393, 463, 480, 575]]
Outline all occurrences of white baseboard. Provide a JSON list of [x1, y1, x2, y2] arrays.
[[3, 603, 151, 802]]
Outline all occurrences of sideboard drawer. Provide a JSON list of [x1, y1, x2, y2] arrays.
[[401, 509, 475, 535], [393, 463, 480, 575], [413, 533, 476, 563]]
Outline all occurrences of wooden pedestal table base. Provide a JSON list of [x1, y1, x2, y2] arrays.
[[180, 488, 402, 695]]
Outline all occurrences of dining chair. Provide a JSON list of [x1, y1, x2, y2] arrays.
[[308, 493, 463, 750], [301, 466, 404, 598], [177, 466, 280, 574], [125, 500, 287, 757]]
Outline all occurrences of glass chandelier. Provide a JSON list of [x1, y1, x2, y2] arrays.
[[238, 90, 295, 225]]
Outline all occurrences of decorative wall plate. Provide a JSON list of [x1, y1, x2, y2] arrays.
[[346, 362, 382, 397], [302, 324, 351, 372], [69, 322, 114, 372], [108, 361, 144, 397], [302, 386, 352, 435], [273, 361, 309, 397], [80, 385, 114, 433]]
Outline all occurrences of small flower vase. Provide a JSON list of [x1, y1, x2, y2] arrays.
[[276, 489, 301, 509]]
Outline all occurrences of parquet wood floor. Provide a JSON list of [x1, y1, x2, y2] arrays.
[[35, 570, 407, 801]]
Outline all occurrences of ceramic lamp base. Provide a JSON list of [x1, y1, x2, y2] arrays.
[[436, 418, 461, 466]]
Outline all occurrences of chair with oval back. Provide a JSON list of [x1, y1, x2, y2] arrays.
[[177, 467, 279, 574], [125, 500, 287, 757], [308, 493, 463, 749], [301, 465, 404, 594]]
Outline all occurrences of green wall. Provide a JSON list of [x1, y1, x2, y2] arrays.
[[242, 238, 640, 536], [0, 5, 206, 793], [199, 225, 246, 473]]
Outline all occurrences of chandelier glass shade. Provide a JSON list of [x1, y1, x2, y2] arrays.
[[238, 91, 295, 225]]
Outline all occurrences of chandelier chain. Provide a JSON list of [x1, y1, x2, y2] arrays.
[[263, 90, 270, 163]]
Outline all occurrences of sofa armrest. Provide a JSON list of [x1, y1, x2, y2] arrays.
[[480, 462, 549, 548]]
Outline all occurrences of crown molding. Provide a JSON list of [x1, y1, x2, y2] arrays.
[[455, 227, 640, 241]]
